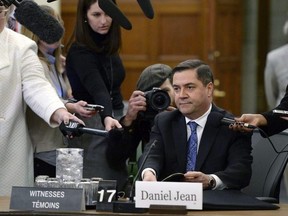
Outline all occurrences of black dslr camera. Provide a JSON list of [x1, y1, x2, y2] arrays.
[[140, 87, 171, 119]]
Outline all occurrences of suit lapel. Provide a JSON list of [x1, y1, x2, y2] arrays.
[[195, 109, 223, 170]]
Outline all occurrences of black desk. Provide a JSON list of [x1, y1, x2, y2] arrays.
[[0, 196, 287, 216]]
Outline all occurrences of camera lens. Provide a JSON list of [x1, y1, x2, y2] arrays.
[[150, 91, 170, 111]]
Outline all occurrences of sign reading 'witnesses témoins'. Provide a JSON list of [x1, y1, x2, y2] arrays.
[[10, 186, 85, 211]]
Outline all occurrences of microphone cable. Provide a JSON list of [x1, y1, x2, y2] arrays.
[[254, 127, 288, 154], [221, 117, 288, 153]]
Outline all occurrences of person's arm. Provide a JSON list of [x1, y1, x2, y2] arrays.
[[66, 47, 114, 119], [215, 129, 253, 189], [121, 90, 146, 127], [21, 40, 84, 127], [232, 87, 288, 136], [65, 100, 97, 118], [50, 108, 84, 125]]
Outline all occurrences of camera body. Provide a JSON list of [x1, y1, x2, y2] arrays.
[[141, 87, 171, 119]]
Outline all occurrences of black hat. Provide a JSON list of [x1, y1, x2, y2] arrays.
[[136, 63, 172, 92]]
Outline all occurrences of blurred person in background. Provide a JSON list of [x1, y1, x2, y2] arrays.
[[22, 5, 97, 178], [107, 64, 176, 183], [65, 0, 126, 190], [0, 3, 83, 196], [265, 18, 288, 110]]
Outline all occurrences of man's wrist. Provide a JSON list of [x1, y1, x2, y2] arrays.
[[141, 168, 156, 180], [207, 175, 216, 190]]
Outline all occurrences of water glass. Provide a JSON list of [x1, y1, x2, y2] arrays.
[[56, 148, 83, 184]]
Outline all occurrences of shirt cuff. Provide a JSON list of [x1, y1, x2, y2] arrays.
[[210, 174, 227, 190], [141, 168, 156, 180]]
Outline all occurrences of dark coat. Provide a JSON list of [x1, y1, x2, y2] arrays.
[[261, 85, 288, 136], [140, 105, 253, 190]]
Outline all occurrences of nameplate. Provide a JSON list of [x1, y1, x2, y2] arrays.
[[10, 186, 85, 211], [135, 181, 203, 210], [96, 180, 117, 212]]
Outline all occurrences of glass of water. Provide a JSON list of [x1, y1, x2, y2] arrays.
[[56, 148, 83, 184]]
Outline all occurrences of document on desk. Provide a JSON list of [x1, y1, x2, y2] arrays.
[[135, 181, 203, 210]]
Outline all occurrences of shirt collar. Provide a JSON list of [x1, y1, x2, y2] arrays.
[[185, 104, 212, 129]]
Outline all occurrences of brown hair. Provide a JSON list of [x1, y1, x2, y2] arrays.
[[172, 59, 214, 86], [65, 0, 121, 55]]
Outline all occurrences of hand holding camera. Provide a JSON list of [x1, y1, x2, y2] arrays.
[[123, 88, 171, 127], [143, 87, 171, 113]]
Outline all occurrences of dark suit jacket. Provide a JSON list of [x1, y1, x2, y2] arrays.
[[140, 105, 253, 189], [261, 85, 288, 136]]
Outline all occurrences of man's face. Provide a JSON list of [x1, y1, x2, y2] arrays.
[[172, 69, 213, 119]]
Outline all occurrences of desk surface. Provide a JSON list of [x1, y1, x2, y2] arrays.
[[0, 196, 287, 216]]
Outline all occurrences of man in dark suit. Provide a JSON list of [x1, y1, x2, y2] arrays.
[[140, 59, 253, 190]]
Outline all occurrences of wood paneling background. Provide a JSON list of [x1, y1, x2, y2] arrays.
[[61, 0, 243, 115]]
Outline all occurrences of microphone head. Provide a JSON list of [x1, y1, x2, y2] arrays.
[[14, 0, 64, 44], [137, 0, 154, 19], [59, 121, 84, 137], [98, 0, 132, 30]]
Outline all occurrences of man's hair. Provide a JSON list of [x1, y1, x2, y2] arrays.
[[171, 59, 214, 86]]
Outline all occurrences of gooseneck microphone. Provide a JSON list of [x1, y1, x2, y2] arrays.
[[59, 121, 109, 137], [129, 139, 157, 200], [136, 0, 154, 19], [5, 0, 64, 44], [221, 117, 257, 129], [98, 0, 132, 30], [113, 140, 157, 213]]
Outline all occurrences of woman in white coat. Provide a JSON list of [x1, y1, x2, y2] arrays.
[[0, 4, 83, 196]]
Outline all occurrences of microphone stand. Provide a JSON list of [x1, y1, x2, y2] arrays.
[[113, 140, 157, 213]]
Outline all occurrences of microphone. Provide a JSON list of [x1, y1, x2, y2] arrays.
[[0, 0, 20, 7], [221, 117, 256, 129], [136, 0, 154, 19], [98, 0, 132, 30], [59, 121, 109, 137], [113, 140, 157, 213], [11, 0, 64, 44]]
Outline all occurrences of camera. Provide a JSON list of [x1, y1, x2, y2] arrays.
[[142, 87, 171, 118]]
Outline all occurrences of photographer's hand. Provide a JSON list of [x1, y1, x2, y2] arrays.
[[104, 116, 122, 131], [122, 90, 146, 127]]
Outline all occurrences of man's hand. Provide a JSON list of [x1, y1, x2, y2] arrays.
[[142, 170, 157, 181], [184, 171, 211, 189], [122, 90, 146, 127]]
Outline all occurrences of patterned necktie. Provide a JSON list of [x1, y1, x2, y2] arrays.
[[186, 121, 198, 171]]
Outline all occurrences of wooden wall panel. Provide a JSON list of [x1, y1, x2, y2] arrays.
[[61, 0, 243, 115], [118, 0, 207, 99]]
